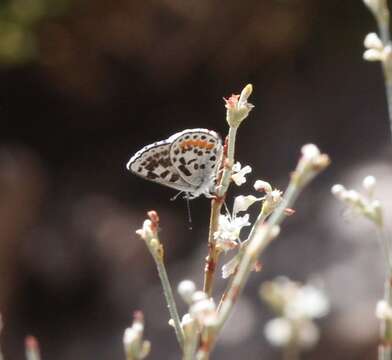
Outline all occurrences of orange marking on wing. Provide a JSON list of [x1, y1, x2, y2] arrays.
[[179, 139, 216, 150]]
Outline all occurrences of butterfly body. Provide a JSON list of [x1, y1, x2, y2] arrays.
[[127, 129, 223, 199]]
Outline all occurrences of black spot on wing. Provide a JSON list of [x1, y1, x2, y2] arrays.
[[160, 170, 170, 178], [170, 173, 180, 182], [147, 172, 159, 180], [178, 164, 192, 177]]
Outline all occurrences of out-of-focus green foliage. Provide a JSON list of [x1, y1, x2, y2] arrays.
[[0, 0, 70, 65]]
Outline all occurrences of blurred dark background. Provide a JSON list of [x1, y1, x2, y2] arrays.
[[0, 0, 391, 359]]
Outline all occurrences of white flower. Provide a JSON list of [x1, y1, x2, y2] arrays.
[[180, 313, 196, 335], [190, 298, 218, 327], [214, 214, 250, 251], [261, 277, 329, 320], [191, 290, 208, 303], [264, 317, 292, 347], [231, 162, 252, 186], [123, 313, 151, 360], [123, 324, 143, 346], [364, 32, 383, 49], [263, 190, 283, 216], [376, 300, 392, 320], [178, 280, 196, 304], [233, 195, 259, 215], [264, 317, 319, 349], [331, 184, 346, 199], [266, 189, 283, 205], [301, 144, 320, 160], [254, 180, 272, 193], [293, 144, 330, 187], [362, 175, 377, 194], [363, 48, 384, 61], [363, 44, 392, 63], [285, 285, 330, 320], [343, 189, 362, 204], [135, 219, 154, 240], [331, 177, 383, 227]]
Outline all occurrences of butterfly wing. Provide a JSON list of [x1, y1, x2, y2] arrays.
[[127, 140, 194, 192], [169, 129, 222, 187]]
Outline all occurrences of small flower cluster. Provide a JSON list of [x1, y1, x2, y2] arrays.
[[331, 175, 383, 227], [224, 84, 254, 129], [363, 32, 392, 63], [136, 211, 164, 258], [254, 180, 284, 217], [123, 312, 151, 360], [214, 167, 283, 278], [376, 300, 392, 320], [175, 280, 218, 335], [231, 162, 252, 186], [293, 144, 331, 187], [260, 277, 329, 350]]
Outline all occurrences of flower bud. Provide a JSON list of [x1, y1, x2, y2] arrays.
[[178, 280, 196, 304]]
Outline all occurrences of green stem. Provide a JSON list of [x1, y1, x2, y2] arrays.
[[379, 276, 392, 360], [151, 251, 185, 348], [376, 8, 392, 140], [378, 229, 392, 360], [183, 324, 199, 360], [377, 228, 392, 274], [26, 349, 41, 360]]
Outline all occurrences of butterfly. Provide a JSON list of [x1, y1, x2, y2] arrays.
[[126, 128, 223, 199]]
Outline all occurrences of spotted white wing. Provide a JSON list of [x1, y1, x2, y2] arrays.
[[126, 140, 194, 192], [169, 129, 222, 187]]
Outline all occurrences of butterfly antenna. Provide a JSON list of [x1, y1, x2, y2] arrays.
[[186, 196, 193, 230]]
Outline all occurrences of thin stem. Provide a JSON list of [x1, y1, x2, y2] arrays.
[[375, 7, 392, 139], [203, 126, 238, 296], [183, 325, 199, 360], [377, 228, 392, 274], [203, 198, 224, 296], [151, 250, 185, 348], [379, 275, 392, 360], [377, 228, 392, 360]]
